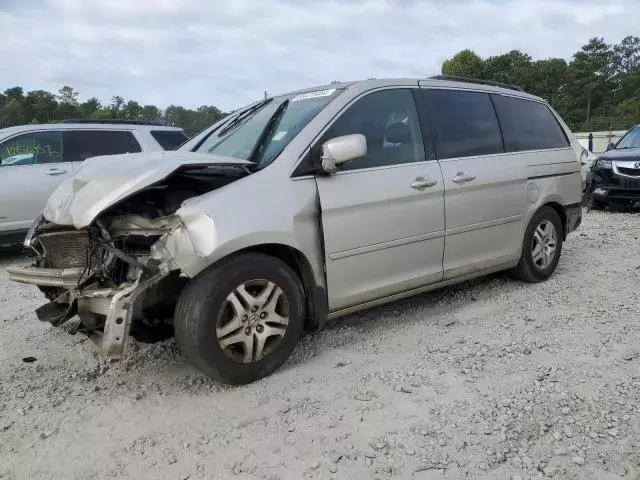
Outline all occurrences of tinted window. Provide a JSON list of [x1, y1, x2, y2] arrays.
[[425, 89, 503, 159], [491, 95, 569, 152], [65, 130, 142, 162], [0, 131, 64, 166], [319, 89, 425, 171], [151, 130, 188, 150]]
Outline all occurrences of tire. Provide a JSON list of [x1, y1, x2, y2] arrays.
[[590, 198, 606, 210], [512, 206, 563, 283], [174, 253, 305, 385]]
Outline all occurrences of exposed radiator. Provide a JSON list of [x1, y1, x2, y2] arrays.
[[37, 230, 92, 269]]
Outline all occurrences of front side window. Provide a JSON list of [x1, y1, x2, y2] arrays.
[[194, 89, 343, 169], [491, 95, 569, 152], [615, 126, 640, 150], [0, 131, 63, 167], [425, 89, 503, 159], [319, 89, 425, 171], [64, 130, 142, 162]]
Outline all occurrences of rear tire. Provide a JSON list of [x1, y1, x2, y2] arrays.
[[174, 253, 305, 385], [512, 206, 563, 283]]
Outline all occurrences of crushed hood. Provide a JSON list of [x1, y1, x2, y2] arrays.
[[43, 150, 251, 228]]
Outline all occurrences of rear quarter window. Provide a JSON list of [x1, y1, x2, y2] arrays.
[[491, 95, 570, 152], [150, 130, 189, 150], [424, 89, 503, 159]]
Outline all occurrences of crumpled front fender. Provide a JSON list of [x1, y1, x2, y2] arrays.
[[150, 212, 218, 277]]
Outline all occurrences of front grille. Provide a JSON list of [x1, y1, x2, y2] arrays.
[[617, 167, 640, 177], [599, 170, 640, 189], [37, 230, 91, 269], [618, 178, 640, 190]]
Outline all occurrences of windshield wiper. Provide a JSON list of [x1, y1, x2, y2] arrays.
[[217, 98, 273, 137], [248, 99, 290, 166]]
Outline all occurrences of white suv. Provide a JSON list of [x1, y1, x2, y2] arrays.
[[0, 120, 187, 245]]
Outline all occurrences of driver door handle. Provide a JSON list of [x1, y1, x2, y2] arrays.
[[45, 168, 68, 176], [411, 177, 438, 190], [452, 172, 476, 184]]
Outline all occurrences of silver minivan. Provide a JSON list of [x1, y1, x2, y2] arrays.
[[8, 77, 583, 384]]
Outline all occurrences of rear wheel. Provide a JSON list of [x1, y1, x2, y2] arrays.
[[512, 206, 563, 283], [174, 253, 305, 385]]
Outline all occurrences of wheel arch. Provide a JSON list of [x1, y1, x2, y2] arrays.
[[541, 201, 568, 240], [205, 243, 328, 331]]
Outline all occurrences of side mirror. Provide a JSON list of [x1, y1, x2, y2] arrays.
[[320, 134, 367, 174], [606, 142, 615, 151]]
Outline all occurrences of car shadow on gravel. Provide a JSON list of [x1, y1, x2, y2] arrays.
[[0, 247, 30, 267], [322, 272, 521, 332]]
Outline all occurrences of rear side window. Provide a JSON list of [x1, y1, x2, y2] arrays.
[[491, 95, 569, 152], [65, 130, 142, 162], [150, 130, 188, 150], [425, 89, 503, 159]]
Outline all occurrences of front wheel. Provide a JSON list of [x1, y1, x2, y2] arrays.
[[512, 206, 563, 283], [174, 253, 305, 385]]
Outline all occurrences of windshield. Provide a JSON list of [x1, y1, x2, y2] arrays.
[[193, 88, 343, 168], [615, 126, 640, 150]]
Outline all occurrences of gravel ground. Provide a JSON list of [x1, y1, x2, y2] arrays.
[[1, 208, 640, 480]]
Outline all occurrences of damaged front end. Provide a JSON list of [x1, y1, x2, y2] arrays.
[[7, 157, 250, 358], [8, 215, 186, 357]]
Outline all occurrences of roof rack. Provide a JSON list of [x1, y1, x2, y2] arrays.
[[428, 75, 524, 92], [61, 118, 167, 126]]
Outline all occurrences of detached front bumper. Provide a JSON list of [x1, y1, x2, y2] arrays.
[[7, 265, 84, 288], [8, 264, 166, 358]]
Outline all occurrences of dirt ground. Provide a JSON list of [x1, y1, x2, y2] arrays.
[[1, 208, 639, 480]]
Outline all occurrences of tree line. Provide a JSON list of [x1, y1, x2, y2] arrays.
[[442, 36, 640, 132], [2, 35, 638, 136], [0, 86, 227, 136]]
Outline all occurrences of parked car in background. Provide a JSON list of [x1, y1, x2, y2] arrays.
[[8, 77, 583, 384], [587, 124, 640, 209], [0, 120, 188, 245]]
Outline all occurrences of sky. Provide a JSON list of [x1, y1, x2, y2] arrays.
[[0, 0, 638, 111]]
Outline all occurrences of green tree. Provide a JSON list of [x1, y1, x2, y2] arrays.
[[24, 90, 58, 123], [121, 100, 143, 120], [140, 105, 163, 123], [483, 50, 533, 89], [79, 97, 102, 118], [441, 49, 484, 78], [441, 35, 640, 131], [57, 85, 79, 106]]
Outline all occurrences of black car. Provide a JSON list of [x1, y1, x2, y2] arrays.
[[587, 124, 640, 209]]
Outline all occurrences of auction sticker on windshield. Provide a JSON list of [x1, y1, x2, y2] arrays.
[[291, 89, 336, 102]]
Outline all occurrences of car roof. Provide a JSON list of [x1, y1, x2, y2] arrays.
[[0, 122, 184, 138], [278, 77, 544, 103]]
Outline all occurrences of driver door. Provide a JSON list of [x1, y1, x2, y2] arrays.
[[0, 130, 71, 233], [314, 88, 445, 312]]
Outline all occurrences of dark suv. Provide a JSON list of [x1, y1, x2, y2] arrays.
[[587, 124, 640, 209]]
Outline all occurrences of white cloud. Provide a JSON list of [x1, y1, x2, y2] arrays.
[[0, 0, 638, 111]]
